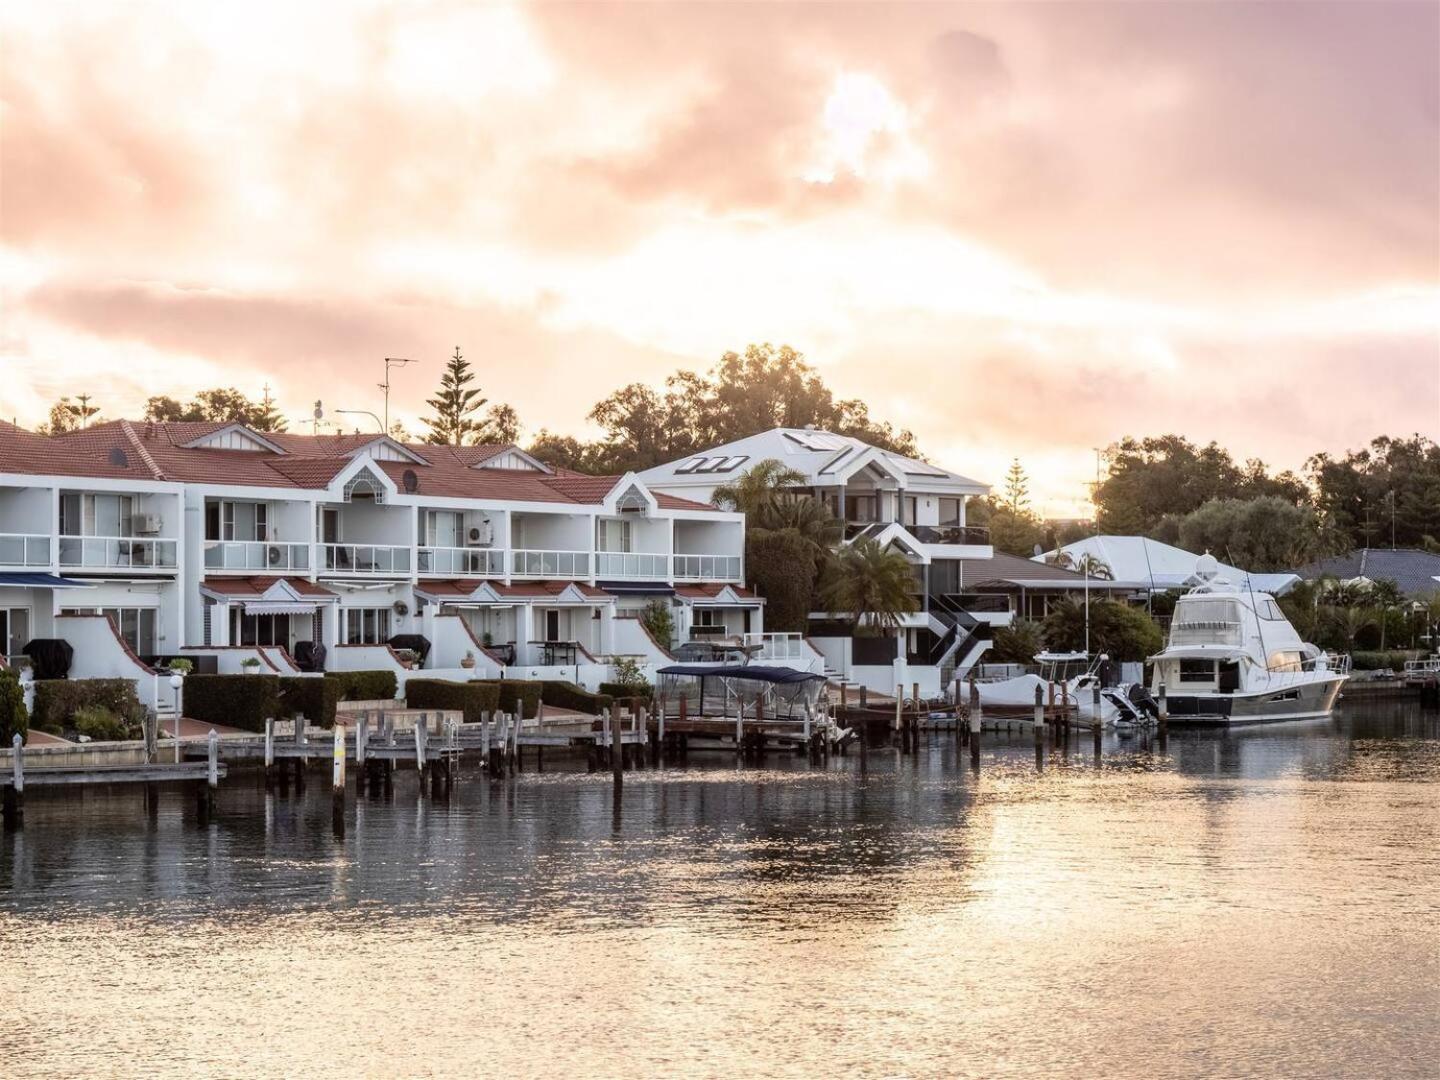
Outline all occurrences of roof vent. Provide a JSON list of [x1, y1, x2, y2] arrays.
[[402, 469, 419, 494], [107, 447, 130, 469]]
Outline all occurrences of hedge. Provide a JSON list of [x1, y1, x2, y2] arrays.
[[32, 679, 141, 734], [1351, 650, 1420, 672], [184, 674, 280, 733], [479, 679, 541, 719], [328, 669, 398, 702], [539, 680, 613, 715], [0, 667, 28, 744], [405, 679, 501, 725], [278, 676, 340, 729], [599, 682, 654, 704]]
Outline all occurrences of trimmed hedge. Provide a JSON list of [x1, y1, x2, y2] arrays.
[[405, 679, 501, 725], [184, 674, 280, 733], [540, 680, 613, 716], [0, 667, 28, 744], [33, 679, 141, 734], [1352, 650, 1420, 672], [328, 669, 398, 702], [479, 679, 541, 719], [279, 676, 340, 729], [599, 682, 654, 704]]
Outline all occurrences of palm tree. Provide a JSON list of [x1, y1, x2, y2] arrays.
[[820, 539, 918, 635], [712, 459, 806, 520], [1073, 553, 1114, 580], [764, 493, 843, 560], [1329, 605, 1377, 652]]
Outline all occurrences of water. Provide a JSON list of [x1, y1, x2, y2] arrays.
[[4, 702, 1438, 1078]]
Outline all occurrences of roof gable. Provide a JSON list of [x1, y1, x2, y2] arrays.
[[181, 423, 287, 455]]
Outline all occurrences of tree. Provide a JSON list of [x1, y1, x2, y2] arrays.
[[1171, 496, 1331, 571], [1072, 553, 1114, 580], [1002, 458, 1031, 515], [1308, 435, 1440, 550], [41, 395, 102, 433], [422, 347, 487, 446], [713, 459, 808, 522], [989, 619, 1044, 664], [527, 430, 600, 472], [819, 539, 918, 635], [142, 387, 289, 431], [0, 667, 27, 746], [746, 529, 819, 632], [639, 598, 675, 649], [1041, 598, 1163, 662]]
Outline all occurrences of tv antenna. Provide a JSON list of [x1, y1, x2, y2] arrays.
[[380, 357, 413, 433]]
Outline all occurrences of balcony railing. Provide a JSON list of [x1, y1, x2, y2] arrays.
[[672, 554, 742, 581], [0, 533, 51, 567], [511, 549, 591, 579], [910, 524, 990, 546], [204, 540, 310, 572], [419, 546, 505, 577], [596, 551, 670, 579], [320, 543, 411, 575], [58, 535, 177, 570]]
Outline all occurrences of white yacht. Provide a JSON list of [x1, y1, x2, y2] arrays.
[[1149, 555, 1349, 725]]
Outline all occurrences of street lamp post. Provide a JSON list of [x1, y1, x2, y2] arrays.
[[336, 409, 384, 433], [380, 358, 413, 432]]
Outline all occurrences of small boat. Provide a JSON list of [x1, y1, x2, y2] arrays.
[[973, 652, 1153, 729], [1147, 554, 1349, 725]]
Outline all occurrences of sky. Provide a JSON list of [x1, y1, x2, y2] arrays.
[[2, 1, 1437, 516]]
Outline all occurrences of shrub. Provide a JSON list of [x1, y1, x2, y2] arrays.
[[989, 620, 1044, 665], [73, 706, 135, 742], [183, 674, 280, 733], [279, 676, 340, 729], [1351, 650, 1419, 672], [480, 679, 541, 719], [639, 599, 675, 650], [33, 679, 141, 734], [405, 679, 501, 725], [539, 680, 613, 715], [328, 669, 398, 703], [0, 667, 27, 745], [1042, 599, 1164, 663], [600, 682, 654, 703]]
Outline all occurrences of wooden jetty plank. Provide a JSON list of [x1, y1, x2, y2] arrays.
[[3, 762, 226, 787]]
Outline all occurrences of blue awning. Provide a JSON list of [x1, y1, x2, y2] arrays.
[[658, 664, 825, 684], [0, 573, 95, 589]]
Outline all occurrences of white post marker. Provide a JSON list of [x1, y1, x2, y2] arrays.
[[11, 732, 23, 792], [332, 724, 346, 790], [264, 718, 275, 768], [208, 729, 219, 790]]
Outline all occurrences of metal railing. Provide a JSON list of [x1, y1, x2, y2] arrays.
[[1169, 620, 1242, 647], [511, 549, 591, 578], [418, 546, 505, 576], [203, 540, 310, 572], [58, 535, 177, 570], [596, 551, 670, 579], [319, 543, 411, 575], [742, 632, 808, 661], [908, 524, 990, 546], [0, 533, 50, 567], [672, 553, 742, 581]]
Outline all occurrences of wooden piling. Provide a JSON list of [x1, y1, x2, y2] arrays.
[[609, 703, 623, 787], [894, 685, 905, 753], [331, 724, 345, 834], [263, 717, 275, 789], [4, 732, 24, 828], [414, 713, 427, 784], [1033, 683, 1046, 740], [355, 714, 368, 793]]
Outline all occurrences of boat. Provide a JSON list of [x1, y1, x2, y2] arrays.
[[1147, 554, 1349, 725], [972, 652, 1154, 729]]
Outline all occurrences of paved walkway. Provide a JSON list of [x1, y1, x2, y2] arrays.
[[160, 717, 251, 739], [22, 729, 71, 748]]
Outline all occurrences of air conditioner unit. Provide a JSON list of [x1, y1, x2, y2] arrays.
[[266, 545, 284, 567], [466, 521, 494, 547], [135, 514, 163, 535]]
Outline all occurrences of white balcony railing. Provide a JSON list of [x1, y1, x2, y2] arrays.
[[596, 551, 670, 579], [320, 543, 411, 575], [511, 549, 591, 579], [0, 533, 51, 567], [672, 554, 742, 581], [204, 540, 310, 572], [419, 546, 505, 577], [58, 535, 178, 570]]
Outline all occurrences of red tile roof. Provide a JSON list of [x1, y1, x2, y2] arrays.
[[414, 578, 614, 600], [1, 420, 725, 511], [200, 576, 338, 599], [675, 583, 760, 600]]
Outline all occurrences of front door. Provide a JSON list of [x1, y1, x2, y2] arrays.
[[545, 609, 561, 641]]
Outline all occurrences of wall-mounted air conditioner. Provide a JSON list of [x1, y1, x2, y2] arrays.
[[135, 514, 163, 535], [466, 521, 494, 547]]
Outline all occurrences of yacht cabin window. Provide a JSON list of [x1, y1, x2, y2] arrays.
[[1178, 659, 1216, 684]]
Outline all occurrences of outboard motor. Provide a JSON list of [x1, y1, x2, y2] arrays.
[[1127, 683, 1161, 720]]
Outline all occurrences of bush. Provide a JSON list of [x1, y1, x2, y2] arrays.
[[600, 682, 654, 703], [33, 679, 141, 734], [327, 669, 398, 702], [73, 706, 135, 742], [0, 667, 27, 745], [1042, 599, 1164, 663], [405, 679, 501, 725], [279, 676, 340, 729], [639, 599, 675, 650], [479, 679, 541, 719], [1351, 650, 1419, 672], [183, 674, 280, 733], [989, 620, 1044, 665], [540, 680, 613, 715]]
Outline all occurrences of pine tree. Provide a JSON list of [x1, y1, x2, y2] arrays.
[[252, 385, 289, 432], [422, 347, 487, 446], [1003, 458, 1031, 515]]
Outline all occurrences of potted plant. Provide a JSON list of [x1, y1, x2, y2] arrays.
[[394, 648, 418, 669], [167, 658, 194, 675], [240, 657, 262, 672], [460, 650, 477, 671], [481, 631, 494, 648]]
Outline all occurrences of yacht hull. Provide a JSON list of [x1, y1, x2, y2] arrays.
[[1163, 677, 1346, 726]]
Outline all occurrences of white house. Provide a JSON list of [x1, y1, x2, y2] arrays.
[[1035, 536, 1300, 596], [0, 419, 755, 693], [641, 427, 1002, 697]]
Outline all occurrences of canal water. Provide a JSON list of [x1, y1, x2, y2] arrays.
[[3, 701, 1438, 1078]]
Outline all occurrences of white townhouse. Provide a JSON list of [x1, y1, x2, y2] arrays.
[[0, 419, 755, 691], [641, 426, 1006, 696]]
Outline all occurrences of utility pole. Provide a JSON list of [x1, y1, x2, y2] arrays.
[[379, 357, 412, 432]]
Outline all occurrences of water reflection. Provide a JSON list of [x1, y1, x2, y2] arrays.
[[2, 701, 1438, 1077]]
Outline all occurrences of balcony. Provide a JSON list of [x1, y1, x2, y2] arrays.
[[596, 551, 670, 580], [0, 533, 51, 568], [58, 536, 177, 571], [320, 543, 411, 576], [204, 541, 310, 572], [511, 549, 591, 579], [910, 524, 990, 546], [419, 546, 505, 577], [672, 554, 742, 581]]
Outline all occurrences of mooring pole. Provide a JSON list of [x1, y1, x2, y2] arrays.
[[4, 732, 24, 829], [609, 702, 623, 787], [332, 723, 345, 837], [263, 717, 275, 789]]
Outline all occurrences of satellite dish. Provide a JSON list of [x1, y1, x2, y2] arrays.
[[312, 400, 324, 421], [107, 447, 129, 468], [1195, 551, 1220, 582], [401, 469, 419, 493]]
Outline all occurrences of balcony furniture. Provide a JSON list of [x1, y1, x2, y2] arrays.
[[386, 634, 431, 666], [23, 639, 73, 680], [294, 641, 326, 673], [489, 643, 517, 666], [534, 640, 579, 666]]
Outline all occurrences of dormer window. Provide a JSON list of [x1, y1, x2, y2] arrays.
[[343, 468, 386, 503]]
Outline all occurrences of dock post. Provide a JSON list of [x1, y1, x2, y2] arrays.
[[803, 704, 812, 762], [840, 684, 848, 709], [198, 729, 218, 819], [657, 697, 666, 765], [415, 713, 427, 785], [1033, 683, 1046, 740], [859, 685, 868, 709], [734, 703, 744, 761], [356, 715, 368, 793], [969, 683, 982, 769], [894, 685, 904, 754], [1158, 682, 1168, 729], [609, 703, 623, 787], [263, 717, 275, 790], [1092, 683, 1103, 762], [331, 723, 345, 836], [4, 732, 24, 829]]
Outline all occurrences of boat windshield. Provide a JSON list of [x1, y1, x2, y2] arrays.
[[1170, 599, 1242, 646]]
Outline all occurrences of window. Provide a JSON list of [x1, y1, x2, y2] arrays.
[[694, 608, 721, 627], [849, 494, 879, 522], [596, 518, 632, 553], [319, 507, 340, 544], [0, 608, 29, 659], [939, 497, 964, 527], [232, 611, 292, 647], [207, 501, 268, 542], [60, 493, 134, 537], [1178, 659, 1215, 684], [344, 607, 391, 644], [1256, 598, 1286, 621], [63, 606, 157, 656], [902, 496, 918, 526], [424, 510, 462, 547]]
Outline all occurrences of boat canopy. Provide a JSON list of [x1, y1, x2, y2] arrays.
[[657, 664, 826, 719], [658, 664, 824, 683]]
